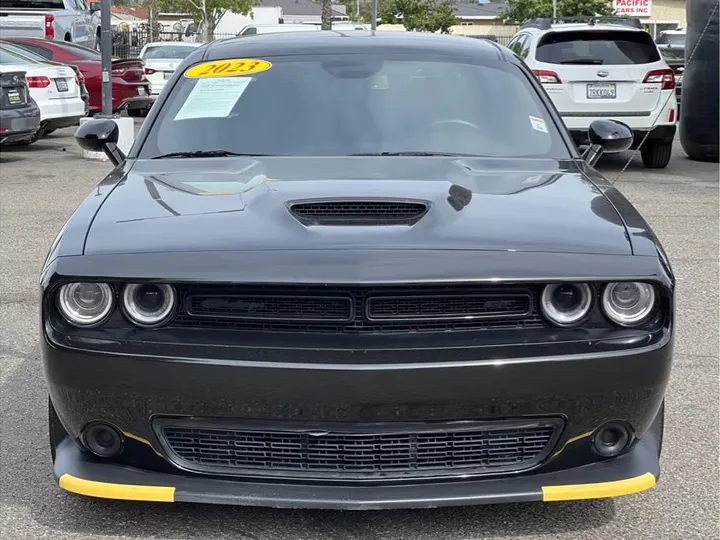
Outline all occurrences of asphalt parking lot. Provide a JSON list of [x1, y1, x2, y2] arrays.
[[0, 125, 718, 540]]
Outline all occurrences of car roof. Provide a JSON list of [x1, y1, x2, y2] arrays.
[[526, 23, 645, 34], [201, 31, 509, 63], [145, 41, 201, 47]]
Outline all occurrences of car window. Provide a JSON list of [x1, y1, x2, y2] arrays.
[[239, 27, 257, 36], [0, 41, 50, 63], [5, 41, 53, 60], [656, 33, 685, 45], [536, 30, 661, 65], [142, 45, 197, 59], [0, 0, 65, 8], [53, 41, 101, 60], [0, 45, 44, 65], [139, 54, 569, 160]]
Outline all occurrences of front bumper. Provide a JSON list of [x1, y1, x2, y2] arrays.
[[44, 326, 672, 508], [55, 433, 660, 509]]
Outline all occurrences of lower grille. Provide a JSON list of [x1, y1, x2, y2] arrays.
[[155, 419, 562, 480]]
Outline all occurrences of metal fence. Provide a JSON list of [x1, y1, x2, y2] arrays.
[[111, 28, 513, 59]]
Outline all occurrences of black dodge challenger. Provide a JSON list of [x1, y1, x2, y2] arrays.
[[41, 31, 674, 509]]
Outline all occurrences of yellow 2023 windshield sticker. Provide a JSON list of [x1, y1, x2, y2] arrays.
[[184, 59, 271, 78]]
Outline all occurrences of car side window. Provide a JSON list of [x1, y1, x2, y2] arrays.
[[518, 35, 532, 60], [13, 42, 52, 60], [509, 34, 530, 60]]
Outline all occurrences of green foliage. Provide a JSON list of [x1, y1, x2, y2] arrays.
[[498, 0, 614, 24], [156, 0, 256, 28], [379, 0, 457, 33]]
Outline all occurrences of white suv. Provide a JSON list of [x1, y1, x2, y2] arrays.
[[508, 17, 678, 168]]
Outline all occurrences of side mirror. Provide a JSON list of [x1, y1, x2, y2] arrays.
[[89, 2, 100, 13], [582, 119, 634, 167], [75, 119, 126, 166]]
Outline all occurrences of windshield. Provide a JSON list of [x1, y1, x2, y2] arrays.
[[656, 33, 685, 45], [0, 45, 44, 65], [139, 54, 568, 160], [0, 41, 48, 63], [53, 41, 102, 60], [142, 45, 197, 60], [537, 30, 661, 65]]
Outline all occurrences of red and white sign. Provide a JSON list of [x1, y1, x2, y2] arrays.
[[613, 0, 652, 17]]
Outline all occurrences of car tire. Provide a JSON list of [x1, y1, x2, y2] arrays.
[[641, 141, 672, 168], [44, 128, 56, 135], [48, 396, 68, 463], [127, 109, 143, 118]]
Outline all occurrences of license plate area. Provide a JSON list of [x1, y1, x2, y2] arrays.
[[587, 82, 616, 99], [163, 71, 172, 80], [55, 78, 68, 92], [138, 86, 146, 96], [6, 88, 22, 104]]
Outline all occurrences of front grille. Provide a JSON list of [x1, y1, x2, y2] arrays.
[[174, 284, 546, 334], [188, 295, 353, 322], [155, 419, 562, 480], [288, 200, 429, 226]]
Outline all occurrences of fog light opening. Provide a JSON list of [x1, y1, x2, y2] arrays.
[[83, 423, 124, 458], [592, 422, 631, 458]]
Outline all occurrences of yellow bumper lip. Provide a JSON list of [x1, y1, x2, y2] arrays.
[[58, 473, 175, 502], [542, 472, 656, 502], [58, 471, 656, 505]]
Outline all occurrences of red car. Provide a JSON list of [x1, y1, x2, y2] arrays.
[[4, 38, 152, 116]]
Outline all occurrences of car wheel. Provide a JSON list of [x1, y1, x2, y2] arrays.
[[641, 141, 672, 168], [44, 128, 56, 135], [48, 396, 68, 463]]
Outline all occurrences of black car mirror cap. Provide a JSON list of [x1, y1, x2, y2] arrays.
[[89, 2, 100, 13], [583, 119, 634, 166], [75, 119, 126, 167]]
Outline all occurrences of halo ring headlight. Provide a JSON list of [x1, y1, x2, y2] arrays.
[[540, 283, 593, 327], [56, 282, 114, 327], [602, 282, 656, 327], [121, 283, 176, 327]]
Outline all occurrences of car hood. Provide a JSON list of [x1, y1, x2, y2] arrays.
[[84, 157, 632, 256]]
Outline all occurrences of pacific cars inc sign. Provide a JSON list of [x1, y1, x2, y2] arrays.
[[613, 0, 652, 16]]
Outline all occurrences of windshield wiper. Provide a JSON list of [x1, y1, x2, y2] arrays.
[[349, 151, 484, 157], [152, 150, 273, 159], [560, 59, 604, 65]]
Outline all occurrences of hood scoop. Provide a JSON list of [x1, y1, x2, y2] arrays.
[[288, 199, 430, 226]]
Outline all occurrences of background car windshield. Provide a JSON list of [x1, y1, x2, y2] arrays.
[[143, 46, 196, 59], [0, 42, 48, 64], [536, 30, 661, 65], [0, 46, 43, 65], [141, 54, 567, 159], [656, 33, 685, 45]]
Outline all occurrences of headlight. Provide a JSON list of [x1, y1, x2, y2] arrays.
[[602, 282, 656, 327], [56, 282, 114, 327], [540, 283, 593, 327], [121, 283, 176, 327]]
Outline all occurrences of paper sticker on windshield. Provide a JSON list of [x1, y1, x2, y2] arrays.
[[184, 59, 271, 78], [529, 116, 548, 133], [175, 77, 251, 120]]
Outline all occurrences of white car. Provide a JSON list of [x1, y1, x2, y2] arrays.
[[237, 24, 321, 36], [508, 17, 678, 168], [0, 43, 84, 143], [139, 42, 201, 98]]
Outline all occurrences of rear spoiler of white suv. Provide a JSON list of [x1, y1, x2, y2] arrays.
[[521, 16, 644, 31]]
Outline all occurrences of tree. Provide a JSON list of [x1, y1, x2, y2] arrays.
[[379, 0, 457, 33], [498, 0, 613, 24], [157, 0, 256, 42], [320, 0, 333, 30]]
